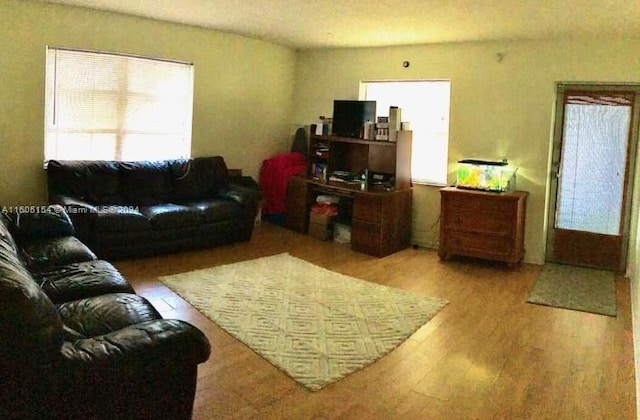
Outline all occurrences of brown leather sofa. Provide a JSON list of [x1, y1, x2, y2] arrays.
[[46, 156, 261, 260], [0, 206, 210, 419]]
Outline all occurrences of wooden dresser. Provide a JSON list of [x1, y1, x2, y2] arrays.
[[438, 187, 528, 267]]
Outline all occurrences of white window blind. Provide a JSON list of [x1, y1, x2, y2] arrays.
[[360, 80, 451, 185], [45, 47, 194, 161]]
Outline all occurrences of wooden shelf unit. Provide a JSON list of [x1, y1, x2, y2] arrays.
[[438, 187, 528, 267], [308, 130, 412, 190], [285, 129, 413, 258]]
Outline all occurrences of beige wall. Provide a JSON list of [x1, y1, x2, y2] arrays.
[[0, 0, 296, 205], [293, 38, 640, 264]]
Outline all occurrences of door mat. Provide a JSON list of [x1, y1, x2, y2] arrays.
[[526, 263, 616, 316]]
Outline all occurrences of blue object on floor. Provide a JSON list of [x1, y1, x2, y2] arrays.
[[262, 213, 285, 226]]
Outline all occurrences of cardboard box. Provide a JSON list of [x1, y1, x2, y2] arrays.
[[309, 222, 332, 241], [309, 212, 332, 226]]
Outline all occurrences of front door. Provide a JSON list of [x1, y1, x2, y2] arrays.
[[546, 84, 640, 272]]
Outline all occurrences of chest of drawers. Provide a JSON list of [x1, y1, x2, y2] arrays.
[[438, 187, 528, 267]]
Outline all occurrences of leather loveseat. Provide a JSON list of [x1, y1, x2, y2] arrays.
[[0, 206, 210, 419], [46, 156, 261, 260]]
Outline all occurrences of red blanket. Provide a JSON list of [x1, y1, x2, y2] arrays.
[[259, 152, 307, 214]]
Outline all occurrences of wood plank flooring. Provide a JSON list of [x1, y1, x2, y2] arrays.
[[114, 223, 636, 420]]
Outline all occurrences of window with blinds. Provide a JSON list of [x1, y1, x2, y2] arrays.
[[44, 47, 194, 162]]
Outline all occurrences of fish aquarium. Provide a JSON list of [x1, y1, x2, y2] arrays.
[[456, 159, 517, 192]]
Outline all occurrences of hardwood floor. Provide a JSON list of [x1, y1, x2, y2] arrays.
[[114, 223, 636, 419]]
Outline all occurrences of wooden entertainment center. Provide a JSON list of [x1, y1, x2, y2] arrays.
[[285, 130, 413, 257]]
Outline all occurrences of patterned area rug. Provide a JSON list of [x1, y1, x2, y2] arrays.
[[159, 253, 448, 391], [526, 263, 617, 317]]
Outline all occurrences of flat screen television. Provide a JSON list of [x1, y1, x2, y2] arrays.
[[332, 100, 376, 138]]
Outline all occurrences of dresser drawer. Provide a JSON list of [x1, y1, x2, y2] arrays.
[[445, 231, 513, 257], [443, 208, 515, 236], [445, 192, 516, 215]]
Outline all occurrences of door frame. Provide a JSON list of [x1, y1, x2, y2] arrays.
[[545, 82, 640, 272]]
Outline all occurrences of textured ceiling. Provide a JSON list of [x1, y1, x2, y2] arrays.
[[45, 0, 640, 49]]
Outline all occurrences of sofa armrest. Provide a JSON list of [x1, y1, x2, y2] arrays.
[[48, 195, 98, 243], [11, 204, 76, 241], [56, 319, 210, 419], [60, 319, 211, 368], [220, 182, 262, 208]]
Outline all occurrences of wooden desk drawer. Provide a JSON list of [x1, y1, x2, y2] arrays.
[[351, 219, 381, 256], [353, 194, 382, 223]]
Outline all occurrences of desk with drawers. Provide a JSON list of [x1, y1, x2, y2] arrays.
[[285, 176, 412, 258]]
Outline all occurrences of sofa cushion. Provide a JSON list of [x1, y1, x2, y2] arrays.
[[92, 206, 150, 233], [141, 204, 201, 229], [35, 260, 134, 304], [188, 198, 240, 223], [57, 293, 161, 337], [170, 157, 229, 201], [119, 161, 173, 206], [21, 236, 97, 271]]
